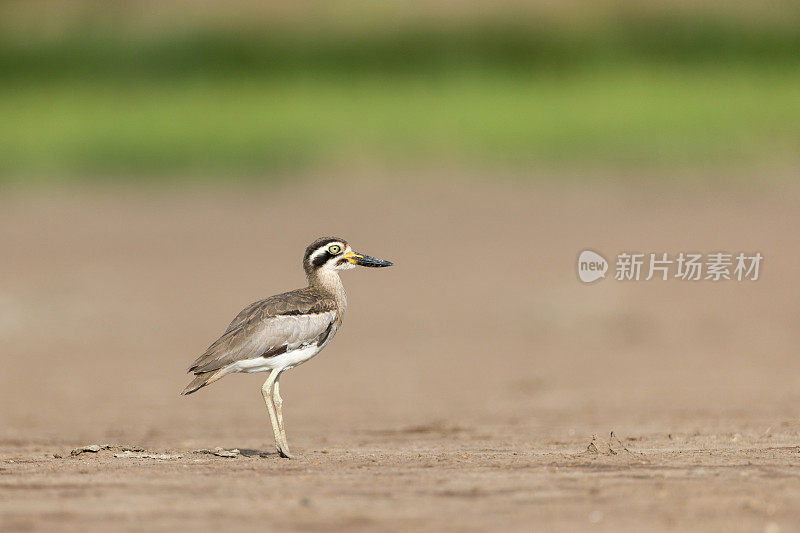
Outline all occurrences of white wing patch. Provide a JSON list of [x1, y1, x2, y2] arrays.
[[261, 311, 335, 352]]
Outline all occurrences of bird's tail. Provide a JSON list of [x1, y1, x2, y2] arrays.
[[181, 368, 227, 395]]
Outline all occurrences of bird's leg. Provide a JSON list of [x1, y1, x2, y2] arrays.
[[272, 376, 293, 458], [260, 369, 285, 458]]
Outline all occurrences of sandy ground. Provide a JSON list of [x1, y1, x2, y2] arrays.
[[1, 178, 799, 532]]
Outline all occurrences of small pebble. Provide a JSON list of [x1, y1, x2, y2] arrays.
[[71, 444, 104, 456], [114, 451, 182, 460], [193, 447, 241, 458]]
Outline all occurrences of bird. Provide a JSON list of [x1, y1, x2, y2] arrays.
[[181, 236, 392, 458]]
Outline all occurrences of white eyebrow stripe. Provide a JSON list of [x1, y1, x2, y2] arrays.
[[308, 242, 345, 264]]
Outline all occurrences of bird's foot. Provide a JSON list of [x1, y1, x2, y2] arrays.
[[277, 446, 294, 459]]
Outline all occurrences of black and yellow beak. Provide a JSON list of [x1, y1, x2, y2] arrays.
[[344, 251, 393, 267]]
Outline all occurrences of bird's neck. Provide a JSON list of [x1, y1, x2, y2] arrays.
[[307, 269, 347, 308]]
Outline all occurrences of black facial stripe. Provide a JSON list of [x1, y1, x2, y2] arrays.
[[336, 258, 349, 266], [303, 237, 348, 273], [311, 251, 332, 268]]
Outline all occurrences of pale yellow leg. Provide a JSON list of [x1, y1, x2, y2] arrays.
[[272, 377, 293, 458], [261, 369, 287, 458]]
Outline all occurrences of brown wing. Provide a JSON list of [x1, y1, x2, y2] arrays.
[[188, 288, 337, 374]]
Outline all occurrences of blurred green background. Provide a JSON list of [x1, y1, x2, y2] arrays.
[[1, 0, 798, 184]]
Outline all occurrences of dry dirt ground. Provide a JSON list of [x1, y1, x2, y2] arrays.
[[1, 178, 799, 532]]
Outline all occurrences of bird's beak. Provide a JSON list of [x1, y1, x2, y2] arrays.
[[345, 251, 393, 267]]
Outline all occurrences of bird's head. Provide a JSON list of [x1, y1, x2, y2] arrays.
[[303, 236, 393, 277]]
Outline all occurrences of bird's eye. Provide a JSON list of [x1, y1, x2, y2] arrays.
[[328, 245, 342, 254]]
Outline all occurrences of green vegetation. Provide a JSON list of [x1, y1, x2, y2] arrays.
[[1, 12, 798, 180]]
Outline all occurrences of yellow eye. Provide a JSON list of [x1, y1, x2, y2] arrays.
[[328, 245, 342, 254]]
